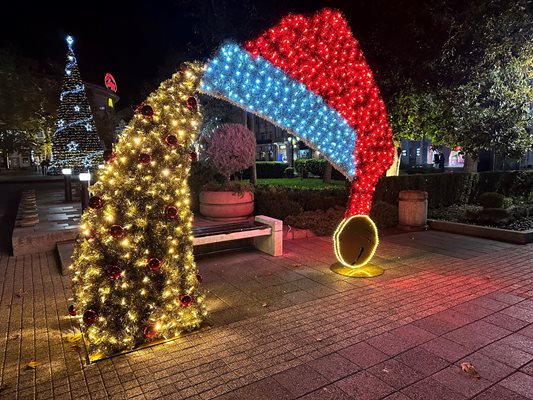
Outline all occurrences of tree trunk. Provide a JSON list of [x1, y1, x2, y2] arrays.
[[244, 110, 257, 185], [386, 143, 402, 176], [323, 162, 332, 183], [463, 153, 478, 173]]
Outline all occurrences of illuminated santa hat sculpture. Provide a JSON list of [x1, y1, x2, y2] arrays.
[[200, 9, 395, 276]]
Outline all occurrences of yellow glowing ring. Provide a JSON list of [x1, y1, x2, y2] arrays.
[[333, 215, 379, 268]]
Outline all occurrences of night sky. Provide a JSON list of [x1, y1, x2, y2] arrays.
[[1, 0, 423, 107]]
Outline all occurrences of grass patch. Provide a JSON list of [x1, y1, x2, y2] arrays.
[[255, 178, 347, 188]]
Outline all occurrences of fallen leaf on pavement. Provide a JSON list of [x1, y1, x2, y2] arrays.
[[261, 303, 268, 307], [26, 361, 40, 369], [9, 334, 19, 341], [460, 362, 481, 379], [291, 264, 302, 268], [16, 289, 27, 298], [64, 327, 82, 343]]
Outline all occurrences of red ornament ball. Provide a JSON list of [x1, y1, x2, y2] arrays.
[[143, 323, 158, 339], [109, 225, 124, 238], [165, 134, 179, 147], [165, 205, 178, 219], [68, 305, 76, 316], [189, 151, 198, 162], [179, 294, 194, 307], [147, 258, 162, 271], [138, 153, 151, 165], [83, 309, 98, 326], [103, 149, 116, 163], [88, 196, 103, 210], [186, 96, 198, 110], [141, 105, 154, 118], [196, 274, 203, 284], [106, 265, 123, 280]]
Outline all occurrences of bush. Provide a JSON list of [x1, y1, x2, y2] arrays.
[[205, 123, 256, 186], [254, 185, 348, 221], [477, 208, 511, 224], [479, 192, 504, 208], [188, 161, 224, 212], [370, 201, 399, 228], [373, 170, 533, 209], [285, 206, 345, 236], [254, 186, 303, 220], [283, 167, 295, 178]]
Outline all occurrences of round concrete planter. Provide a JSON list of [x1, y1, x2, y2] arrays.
[[199, 191, 254, 221]]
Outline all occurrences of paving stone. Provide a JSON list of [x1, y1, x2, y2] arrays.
[[411, 316, 458, 335], [273, 364, 329, 397], [306, 353, 360, 382], [335, 371, 395, 400], [479, 342, 533, 368], [394, 347, 449, 376], [500, 372, 533, 399], [400, 377, 466, 400], [420, 337, 473, 363], [432, 364, 492, 398], [502, 306, 533, 323], [299, 384, 354, 400], [473, 384, 530, 400], [517, 324, 533, 339], [499, 334, 533, 354], [521, 361, 533, 376], [444, 324, 496, 351], [483, 313, 530, 332], [337, 342, 390, 369], [367, 358, 425, 389]]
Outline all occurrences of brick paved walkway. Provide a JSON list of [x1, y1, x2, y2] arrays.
[[1, 231, 532, 400]]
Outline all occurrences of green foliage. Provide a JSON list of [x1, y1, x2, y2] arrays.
[[0, 46, 59, 159], [254, 185, 348, 221], [285, 207, 345, 236], [256, 178, 346, 189], [295, 158, 326, 177], [388, 83, 446, 142], [243, 162, 287, 179], [479, 192, 505, 209], [435, 0, 533, 158], [476, 208, 512, 224], [254, 186, 303, 220], [283, 167, 295, 178], [370, 201, 399, 228], [374, 170, 533, 208]]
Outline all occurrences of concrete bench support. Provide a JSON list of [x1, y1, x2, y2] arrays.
[[254, 215, 283, 256]]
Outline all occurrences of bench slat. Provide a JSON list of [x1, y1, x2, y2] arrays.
[[193, 226, 272, 246], [192, 221, 269, 238]]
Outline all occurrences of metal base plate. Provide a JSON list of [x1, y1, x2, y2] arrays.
[[330, 262, 384, 278]]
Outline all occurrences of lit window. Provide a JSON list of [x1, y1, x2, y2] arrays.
[[108, 98, 114, 107]]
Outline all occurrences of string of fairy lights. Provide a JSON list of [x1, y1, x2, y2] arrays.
[[70, 63, 206, 360], [51, 36, 102, 173], [69, 8, 394, 360]]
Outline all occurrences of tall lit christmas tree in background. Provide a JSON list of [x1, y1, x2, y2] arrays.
[[51, 35, 102, 173], [70, 62, 206, 361]]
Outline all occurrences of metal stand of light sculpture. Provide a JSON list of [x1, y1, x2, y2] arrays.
[[200, 8, 394, 277]]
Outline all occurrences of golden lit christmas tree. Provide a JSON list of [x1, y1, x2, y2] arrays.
[[70, 62, 207, 361]]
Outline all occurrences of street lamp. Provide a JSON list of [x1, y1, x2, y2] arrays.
[[79, 172, 91, 211], [61, 168, 73, 202]]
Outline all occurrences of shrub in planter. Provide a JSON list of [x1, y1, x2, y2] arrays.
[[477, 208, 512, 225], [254, 187, 303, 220], [201, 123, 256, 220], [479, 192, 504, 208], [370, 201, 398, 228], [285, 206, 345, 236], [245, 161, 288, 179], [283, 167, 295, 178]]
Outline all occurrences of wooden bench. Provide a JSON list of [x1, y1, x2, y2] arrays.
[[192, 215, 283, 256]]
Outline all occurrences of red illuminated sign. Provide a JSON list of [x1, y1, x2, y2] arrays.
[[104, 73, 117, 92]]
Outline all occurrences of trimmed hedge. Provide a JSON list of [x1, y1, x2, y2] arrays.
[[374, 170, 533, 208], [254, 184, 349, 220], [294, 158, 346, 180], [242, 162, 288, 179]]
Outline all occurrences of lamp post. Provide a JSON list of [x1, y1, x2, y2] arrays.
[[79, 172, 91, 211], [61, 168, 73, 202]]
